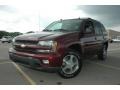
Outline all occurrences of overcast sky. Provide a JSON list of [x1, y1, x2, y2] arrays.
[[0, 4, 120, 33]]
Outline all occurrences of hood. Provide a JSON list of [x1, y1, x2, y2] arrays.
[[15, 31, 74, 41]]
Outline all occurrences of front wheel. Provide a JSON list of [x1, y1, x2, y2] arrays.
[[58, 49, 82, 79]]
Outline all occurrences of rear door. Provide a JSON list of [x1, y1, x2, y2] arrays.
[[93, 21, 104, 51]]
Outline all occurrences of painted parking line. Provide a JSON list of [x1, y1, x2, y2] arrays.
[[88, 61, 120, 71], [108, 48, 120, 52], [12, 62, 36, 85], [0, 61, 12, 65]]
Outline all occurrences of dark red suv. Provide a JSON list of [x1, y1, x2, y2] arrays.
[[9, 18, 108, 78]]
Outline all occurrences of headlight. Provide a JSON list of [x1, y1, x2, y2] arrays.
[[38, 41, 53, 47], [38, 41, 57, 52]]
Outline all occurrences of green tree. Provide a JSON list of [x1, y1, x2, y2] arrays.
[[9, 32, 22, 37], [0, 31, 9, 38], [0, 31, 22, 38]]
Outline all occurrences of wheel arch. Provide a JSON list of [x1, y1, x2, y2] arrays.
[[68, 44, 83, 55], [104, 41, 108, 50]]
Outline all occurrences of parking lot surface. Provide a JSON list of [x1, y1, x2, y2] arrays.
[[0, 42, 120, 85]]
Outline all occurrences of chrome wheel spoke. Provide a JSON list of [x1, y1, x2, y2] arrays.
[[62, 54, 79, 74], [70, 55, 78, 66], [62, 64, 72, 74], [69, 55, 75, 66]]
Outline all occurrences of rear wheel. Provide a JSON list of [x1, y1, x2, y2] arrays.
[[97, 45, 107, 60], [58, 49, 82, 78]]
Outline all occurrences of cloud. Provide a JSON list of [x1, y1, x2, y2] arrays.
[[77, 5, 120, 28], [1, 5, 120, 33], [0, 5, 17, 13]]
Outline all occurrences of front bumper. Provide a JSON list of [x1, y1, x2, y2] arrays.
[[9, 48, 62, 71]]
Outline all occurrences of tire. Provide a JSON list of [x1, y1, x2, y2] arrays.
[[58, 49, 82, 79], [2, 41, 4, 43], [97, 45, 107, 60]]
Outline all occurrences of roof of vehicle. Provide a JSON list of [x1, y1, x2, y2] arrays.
[[59, 18, 92, 21], [58, 18, 102, 23]]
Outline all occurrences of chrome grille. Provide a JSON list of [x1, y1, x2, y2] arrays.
[[15, 40, 38, 45], [14, 45, 37, 53], [13, 40, 38, 53]]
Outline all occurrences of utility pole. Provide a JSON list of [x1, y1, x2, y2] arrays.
[[38, 11, 40, 31]]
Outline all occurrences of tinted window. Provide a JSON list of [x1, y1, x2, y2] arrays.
[[94, 21, 103, 35], [48, 22, 62, 30], [84, 21, 94, 34], [100, 23, 107, 35]]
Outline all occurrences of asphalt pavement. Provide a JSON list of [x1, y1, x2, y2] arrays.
[[0, 42, 120, 85]]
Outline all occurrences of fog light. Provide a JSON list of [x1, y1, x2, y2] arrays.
[[37, 50, 50, 53], [42, 60, 49, 64]]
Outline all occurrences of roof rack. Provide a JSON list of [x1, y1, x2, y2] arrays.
[[77, 17, 92, 20]]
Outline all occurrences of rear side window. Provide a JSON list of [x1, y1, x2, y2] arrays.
[[100, 23, 107, 35], [94, 21, 103, 36]]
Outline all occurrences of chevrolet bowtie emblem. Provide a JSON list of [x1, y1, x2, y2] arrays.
[[21, 44, 26, 48]]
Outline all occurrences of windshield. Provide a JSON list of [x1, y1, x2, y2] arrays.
[[44, 19, 82, 32]]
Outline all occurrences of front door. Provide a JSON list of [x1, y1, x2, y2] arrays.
[[81, 21, 98, 56]]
